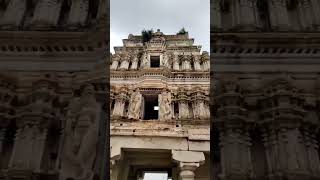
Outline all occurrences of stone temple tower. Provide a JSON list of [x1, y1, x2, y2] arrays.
[[110, 29, 210, 180], [212, 0, 320, 179]]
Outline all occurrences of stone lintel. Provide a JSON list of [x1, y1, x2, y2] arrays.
[[172, 150, 205, 164], [188, 141, 210, 152]]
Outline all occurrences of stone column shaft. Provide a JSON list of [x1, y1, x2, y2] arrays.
[[298, 0, 313, 30], [112, 98, 125, 116], [193, 58, 201, 71], [310, 0, 320, 29], [182, 60, 191, 71], [130, 60, 138, 70], [212, 0, 222, 29], [119, 60, 129, 70], [172, 150, 205, 180], [219, 128, 253, 179], [111, 60, 119, 70], [268, 0, 290, 30], [203, 60, 210, 71]]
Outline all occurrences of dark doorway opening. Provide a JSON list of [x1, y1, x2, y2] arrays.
[[144, 95, 158, 120], [150, 56, 160, 68]]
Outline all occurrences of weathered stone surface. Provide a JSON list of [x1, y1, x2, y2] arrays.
[[172, 150, 205, 163], [111, 30, 210, 180]]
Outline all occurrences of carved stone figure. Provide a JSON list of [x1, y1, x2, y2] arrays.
[[181, 55, 191, 71], [159, 89, 172, 120], [60, 84, 100, 180], [173, 54, 180, 71], [141, 51, 149, 68], [0, 0, 27, 29], [67, 0, 89, 28], [119, 52, 130, 70], [130, 51, 139, 70], [9, 80, 57, 172], [111, 54, 120, 70], [177, 90, 189, 119], [193, 55, 201, 71], [128, 89, 142, 119], [161, 52, 170, 68], [31, 0, 63, 29], [112, 87, 128, 117]]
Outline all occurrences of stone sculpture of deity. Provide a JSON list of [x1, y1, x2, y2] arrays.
[[60, 84, 100, 180], [128, 89, 142, 119], [141, 51, 149, 68], [159, 89, 172, 120]]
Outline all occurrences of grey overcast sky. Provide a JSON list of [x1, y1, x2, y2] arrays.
[[110, 0, 210, 53]]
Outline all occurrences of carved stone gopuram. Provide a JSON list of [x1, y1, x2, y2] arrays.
[[110, 29, 210, 180]]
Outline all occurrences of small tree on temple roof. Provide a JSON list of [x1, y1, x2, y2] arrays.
[[177, 27, 188, 35], [141, 29, 153, 44]]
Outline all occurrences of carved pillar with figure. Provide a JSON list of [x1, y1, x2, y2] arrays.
[[173, 54, 180, 71], [268, 0, 290, 30], [9, 80, 57, 172], [159, 89, 172, 120], [128, 89, 142, 120], [177, 89, 189, 119], [59, 84, 101, 180], [111, 54, 120, 70]]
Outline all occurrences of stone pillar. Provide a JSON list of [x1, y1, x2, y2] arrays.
[[8, 123, 48, 172], [119, 59, 129, 70], [67, 0, 89, 28], [258, 81, 318, 179], [179, 162, 199, 180], [177, 91, 189, 119], [232, 0, 257, 30], [219, 127, 253, 180], [173, 55, 180, 71], [298, 0, 313, 30], [112, 98, 126, 117], [112, 89, 128, 118], [310, 0, 320, 30], [212, 0, 222, 30], [303, 128, 320, 176], [111, 59, 119, 70], [193, 56, 201, 71], [130, 56, 139, 70], [201, 52, 210, 71], [172, 150, 205, 180], [110, 160, 119, 180], [9, 126, 30, 169], [181, 56, 191, 71], [213, 79, 253, 179], [33, 129, 48, 172], [202, 59, 210, 71], [261, 126, 313, 179], [268, 0, 290, 30]]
